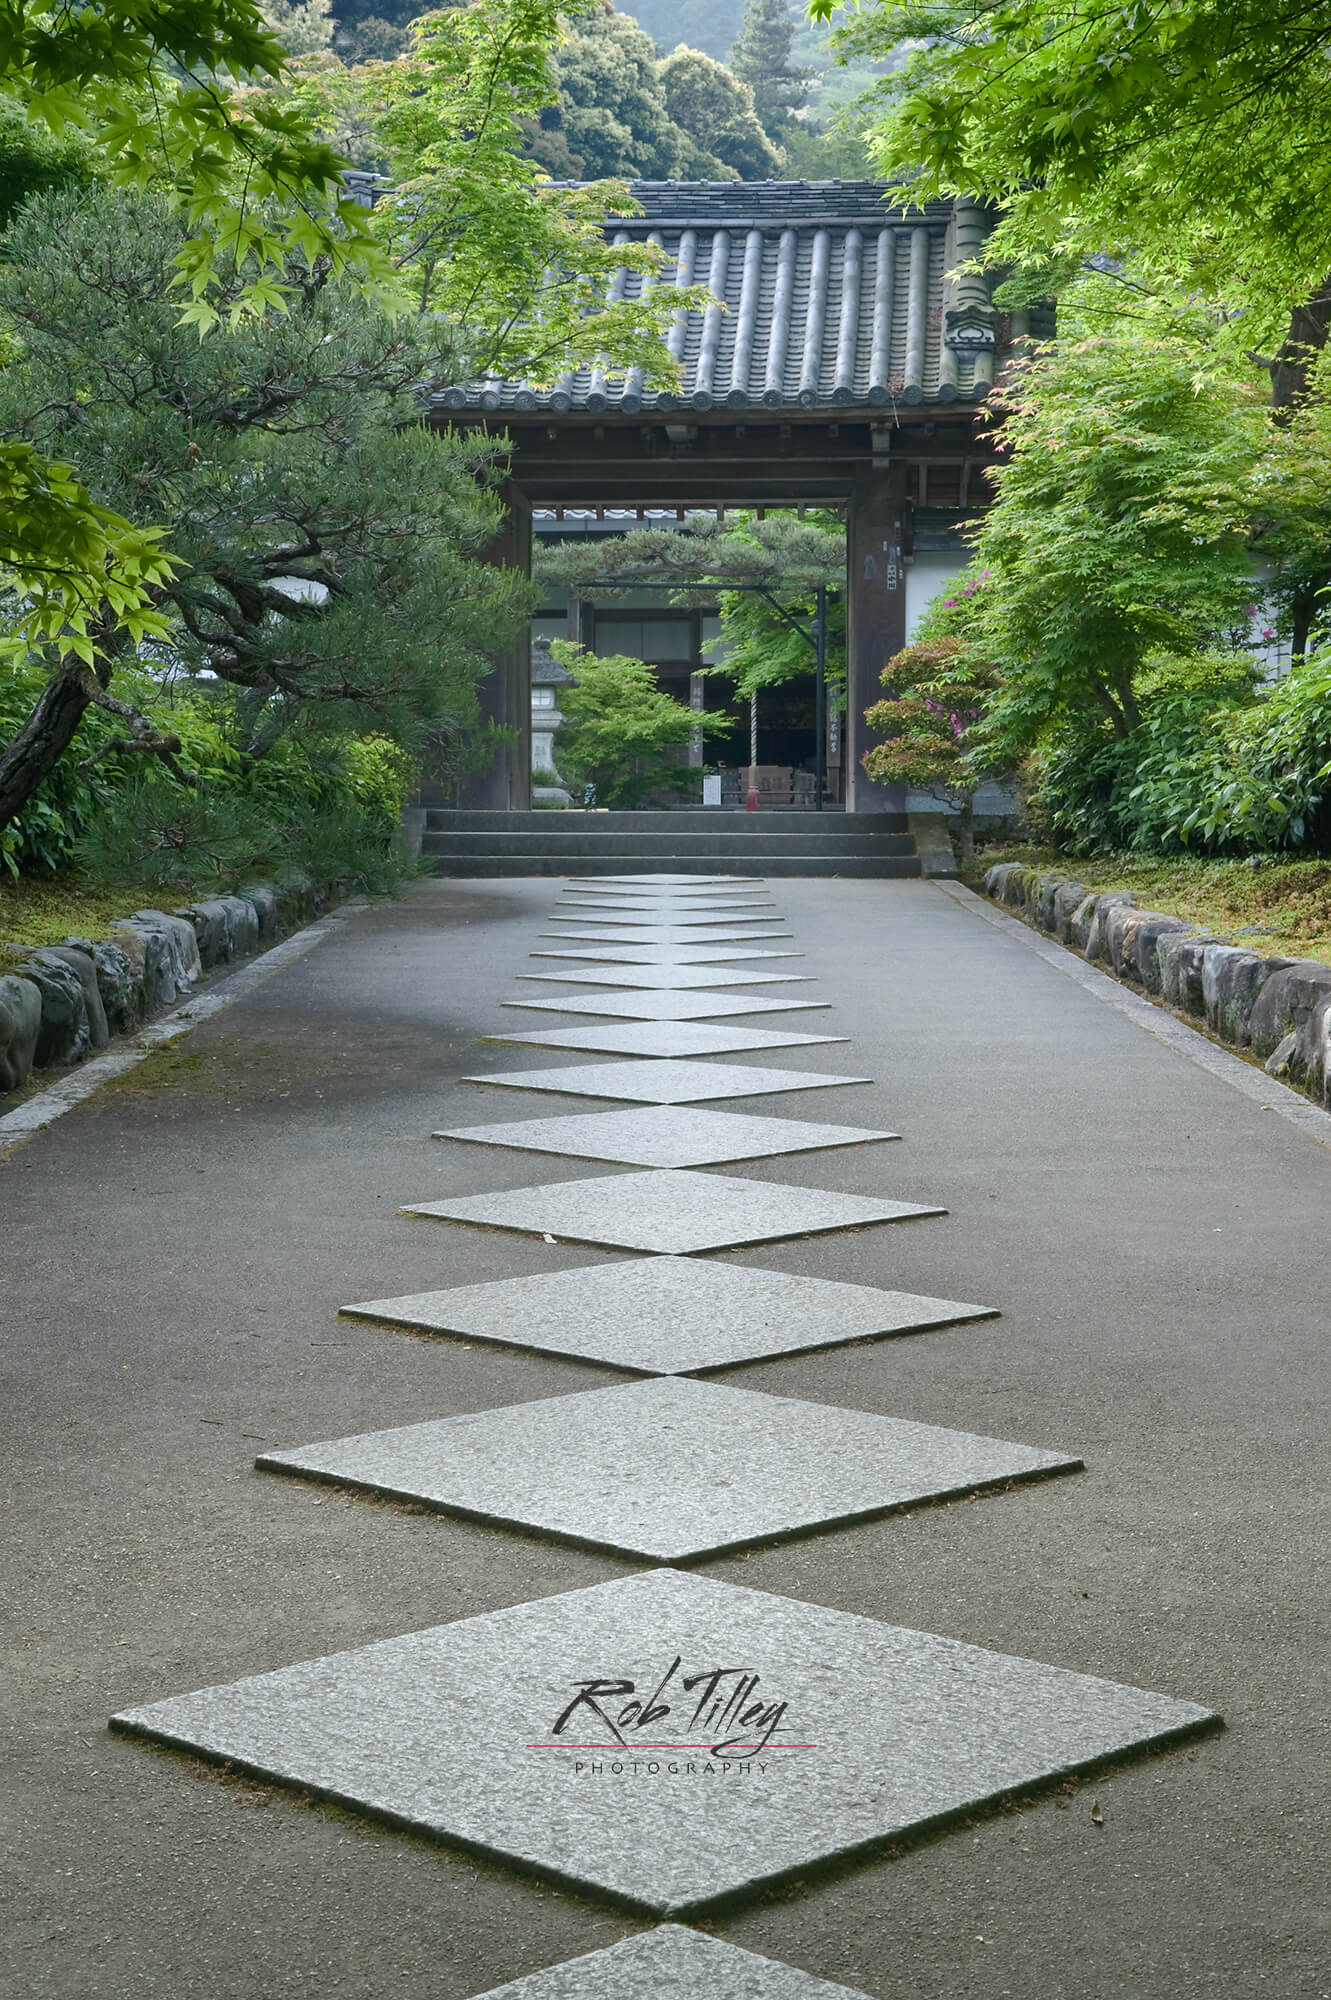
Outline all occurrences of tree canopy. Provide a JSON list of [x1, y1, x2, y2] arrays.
[[730, 0, 812, 144], [285, 3, 707, 374], [946, 331, 1261, 760], [538, 515, 845, 596], [812, 0, 1331, 379], [0, 186, 524, 835], [658, 45, 781, 181], [523, 1, 698, 179], [0, 0, 386, 661]]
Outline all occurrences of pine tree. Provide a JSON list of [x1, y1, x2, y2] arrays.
[[730, 0, 811, 145]]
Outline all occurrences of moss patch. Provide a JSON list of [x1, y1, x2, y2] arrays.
[[968, 846, 1331, 964], [0, 871, 219, 966]]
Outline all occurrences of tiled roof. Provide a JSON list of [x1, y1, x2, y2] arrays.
[[433, 182, 999, 419]]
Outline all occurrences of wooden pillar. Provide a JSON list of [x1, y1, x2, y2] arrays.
[[845, 464, 909, 813], [459, 483, 532, 810]]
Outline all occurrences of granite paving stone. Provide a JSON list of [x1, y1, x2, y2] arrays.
[[461, 1059, 871, 1103], [256, 1376, 1081, 1561], [542, 926, 793, 946], [555, 905, 777, 927], [343, 1255, 999, 1373], [565, 890, 769, 904], [110, 1568, 1217, 1918], [485, 1022, 850, 1056], [563, 883, 770, 896], [501, 991, 829, 1021], [560, 902, 776, 917], [401, 1168, 945, 1253], [556, 888, 772, 903], [575, 888, 751, 896], [463, 1924, 878, 2000], [517, 965, 811, 990], [433, 1104, 897, 1169], [530, 945, 802, 964]]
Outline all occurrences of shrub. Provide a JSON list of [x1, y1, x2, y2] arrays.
[[551, 643, 714, 809], [1027, 649, 1331, 856], [1, 660, 418, 892]]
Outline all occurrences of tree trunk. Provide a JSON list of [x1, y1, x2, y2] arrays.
[[0, 661, 95, 834], [1270, 275, 1331, 413], [1290, 569, 1331, 661]]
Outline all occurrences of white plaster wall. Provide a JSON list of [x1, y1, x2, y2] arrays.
[[905, 555, 966, 642]]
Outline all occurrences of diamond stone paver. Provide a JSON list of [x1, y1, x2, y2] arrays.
[[465, 1925, 877, 2000], [556, 888, 771, 904], [559, 884, 767, 900], [257, 1376, 1081, 1561], [434, 1104, 898, 1168], [531, 945, 802, 964], [555, 904, 776, 926], [111, 1569, 1218, 1918], [560, 904, 776, 918], [543, 926, 793, 946], [343, 1256, 998, 1372], [517, 965, 810, 990], [486, 1022, 850, 1056], [565, 889, 769, 903], [462, 1060, 871, 1103], [502, 991, 829, 1021], [402, 1169, 945, 1253]]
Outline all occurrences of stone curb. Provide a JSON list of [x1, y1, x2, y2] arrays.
[[977, 861, 1331, 1114], [0, 870, 341, 1113]]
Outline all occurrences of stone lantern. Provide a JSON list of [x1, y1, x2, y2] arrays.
[[531, 639, 575, 807]]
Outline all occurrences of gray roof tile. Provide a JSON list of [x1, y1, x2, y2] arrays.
[[433, 182, 999, 418]]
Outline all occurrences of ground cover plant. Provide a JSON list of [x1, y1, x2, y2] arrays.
[[966, 846, 1331, 967]]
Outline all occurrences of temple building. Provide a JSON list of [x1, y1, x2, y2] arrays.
[[430, 180, 1040, 812]]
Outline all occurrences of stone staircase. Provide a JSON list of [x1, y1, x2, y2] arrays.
[[419, 809, 923, 878]]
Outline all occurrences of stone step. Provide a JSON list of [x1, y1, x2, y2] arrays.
[[422, 830, 917, 858], [421, 808, 910, 834], [424, 853, 923, 878]]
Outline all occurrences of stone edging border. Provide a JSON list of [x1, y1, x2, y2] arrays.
[[0, 891, 364, 1160], [943, 868, 1331, 1146]]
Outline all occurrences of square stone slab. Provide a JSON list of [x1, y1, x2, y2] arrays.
[[567, 887, 767, 901], [543, 926, 793, 946], [462, 1060, 870, 1103], [111, 1569, 1217, 1918], [257, 1376, 1081, 1562], [561, 898, 775, 913], [486, 1023, 850, 1057], [344, 1256, 998, 1373], [402, 1169, 945, 1253], [532, 945, 802, 964], [583, 873, 744, 884], [434, 1104, 898, 1169], [556, 889, 772, 904], [466, 1925, 876, 2000], [502, 992, 829, 1022], [518, 965, 810, 990], [556, 904, 777, 927]]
